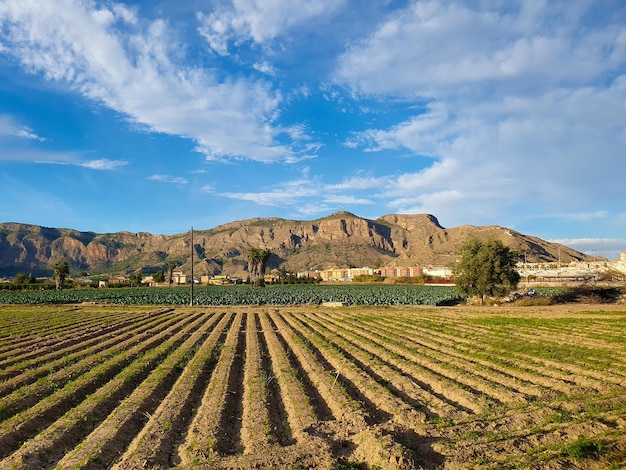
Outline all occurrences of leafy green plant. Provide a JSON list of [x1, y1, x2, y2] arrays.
[[562, 436, 603, 460]]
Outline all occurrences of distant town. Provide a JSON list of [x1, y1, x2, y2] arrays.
[[3, 252, 625, 288], [113, 251, 626, 287]]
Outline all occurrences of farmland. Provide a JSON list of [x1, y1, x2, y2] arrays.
[[0, 284, 463, 306], [1, 303, 625, 469]]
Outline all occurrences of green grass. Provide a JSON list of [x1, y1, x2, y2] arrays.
[[562, 436, 604, 460]]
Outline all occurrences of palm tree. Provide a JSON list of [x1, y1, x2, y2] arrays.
[[53, 260, 70, 290], [247, 248, 271, 287]]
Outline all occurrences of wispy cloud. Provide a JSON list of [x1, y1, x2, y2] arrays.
[[336, 1, 625, 97], [149, 174, 188, 184], [80, 159, 128, 170], [334, 1, 626, 228], [0, 149, 127, 170], [252, 61, 276, 76], [324, 195, 374, 205], [220, 171, 377, 213], [0, 115, 45, 141], [197, 0, 346, 55], [0, 0, 310, 163]]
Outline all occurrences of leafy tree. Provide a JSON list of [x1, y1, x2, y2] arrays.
[[129, 270, 143, 287], [152, 270, 165, 283], [247, 247, 271, 287], [14, 273, 34, 285], [53, 260, 70, 290], [454, 238, 520, 304]]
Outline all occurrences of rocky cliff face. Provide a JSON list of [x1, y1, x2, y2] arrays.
[[0, 212, 590, 277]]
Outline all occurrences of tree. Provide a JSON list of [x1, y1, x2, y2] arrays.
[[247, 248, 271, 287], [167, 261, 177, 286], [53, 260, 70, 290], [454, 238, 520, 304], [14, 273, 34, 285], [152, 270, 165, 283], [129, 270, 143, 287]]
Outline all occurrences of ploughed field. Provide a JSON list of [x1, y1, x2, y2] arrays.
[[1, 304, 625, 469]]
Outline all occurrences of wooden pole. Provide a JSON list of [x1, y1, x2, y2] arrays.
[[190, 226, 194, 306]]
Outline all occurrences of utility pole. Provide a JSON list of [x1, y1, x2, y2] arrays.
[[190, 226, 194, 307]]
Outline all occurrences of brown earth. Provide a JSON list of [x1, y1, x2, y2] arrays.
[[1, 303, 625, 469]]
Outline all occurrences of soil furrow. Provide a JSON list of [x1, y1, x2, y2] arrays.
[[326, 312, 476, 417], [264, 313, 334, 422], [281, 312, 397, 426], [0, 310, 156, 369], [0, 309, 122, 351], [255, 312, 294, 447], [0, 309, 190, 418], [240, 312, 274, 452], [372, 314, 578, 394], [99, 312, 230, 470], [0, 311, 204, 458], [346, 314, 537, 403], [391, 321, 566, 395], [213, 312, 247, 455], [305, 310, 464, 420], [0, 309, 177, 397], [177, 312, 244, 466], [420, 319, 622, 390], [316, 311, 484, 414], [9, 310, 218, 470], [0, 318, 115, 358], [300, 311, 433, 423], [260, 311, 325, 438], [1, 303, 623, 470], [271, 312, 368, 429]]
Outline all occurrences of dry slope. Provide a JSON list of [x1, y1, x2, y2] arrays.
[[0, 211, 590, 278]]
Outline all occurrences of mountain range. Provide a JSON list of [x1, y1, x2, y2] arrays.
[[0, 212, 591, 278]]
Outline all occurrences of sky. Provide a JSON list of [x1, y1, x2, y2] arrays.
[[0, 0, 625, 260]]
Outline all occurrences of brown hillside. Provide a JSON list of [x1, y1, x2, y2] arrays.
[[0, 212, 590, 277]]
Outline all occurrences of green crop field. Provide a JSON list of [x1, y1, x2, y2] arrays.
[[1, 303, 625, 469], [0, 284, 463, 306]]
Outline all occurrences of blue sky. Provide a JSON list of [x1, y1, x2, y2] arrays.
[[0, 0, 625, 259]]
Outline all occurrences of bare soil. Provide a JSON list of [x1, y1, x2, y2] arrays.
[[0, 303, 625, 469]]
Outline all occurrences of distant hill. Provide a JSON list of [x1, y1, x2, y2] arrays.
[[0, 212, 591, 278]]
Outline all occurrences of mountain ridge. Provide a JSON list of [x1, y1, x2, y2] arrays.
[[0, 213, 591, 277]]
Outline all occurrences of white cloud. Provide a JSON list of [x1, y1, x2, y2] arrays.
[[32, 157, 128, 170], [149, 174, 188, 184], [198, 0, 346, 55], [327, 175, 387, 191], [252, 61, 276, 76], [345, 82, 626, 227], [0, 115, 45, 141], [336, 1, 626, 97], [334, 1, 626, 228], [80, 159, 128, 170], [0, 0, 308, 163], [219, 169, 379, 218], [0, 144, 126, 169], [323, 195, 373, 205]]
